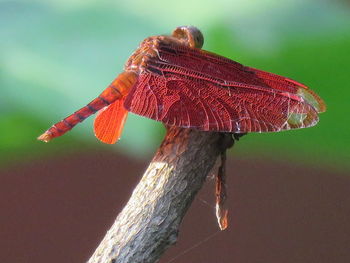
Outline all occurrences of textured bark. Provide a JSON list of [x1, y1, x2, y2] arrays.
[[87, 127, 234, 263]]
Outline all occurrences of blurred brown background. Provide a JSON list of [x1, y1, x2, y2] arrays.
[[1, 150, 349, 263]]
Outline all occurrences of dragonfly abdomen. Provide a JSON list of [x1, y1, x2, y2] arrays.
[[38, 71, 137, 142]]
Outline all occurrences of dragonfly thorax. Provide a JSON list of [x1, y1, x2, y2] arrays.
[[124, 26, 204, 74]]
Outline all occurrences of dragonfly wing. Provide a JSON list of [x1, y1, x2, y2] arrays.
[[124, 41, 324, 133], [145, 41, 326, 114], [124, 72, 319, 133], [94, 97, 128, 144], [244, 66, 326, 113]]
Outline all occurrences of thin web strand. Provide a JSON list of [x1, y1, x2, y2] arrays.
[[165, 230, 222, 263]]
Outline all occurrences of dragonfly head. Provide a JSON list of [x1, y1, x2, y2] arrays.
[[172, 26, 204, 49]]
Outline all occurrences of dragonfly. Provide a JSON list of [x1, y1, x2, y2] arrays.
[[38, 26, 326, 230], [38, 26, 326, 144]]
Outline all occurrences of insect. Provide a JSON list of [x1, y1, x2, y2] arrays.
[[38, 26, 326, 144]]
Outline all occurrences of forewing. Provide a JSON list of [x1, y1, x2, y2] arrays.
[[124, 72, 319, 133], [244, 66, 326, 113], [94, 97, 128, 144], [148, 42, 326, 113]]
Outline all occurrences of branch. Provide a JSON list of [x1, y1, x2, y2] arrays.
[[88, 126, 235, 263]]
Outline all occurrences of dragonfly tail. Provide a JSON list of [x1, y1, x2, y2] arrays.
[[38, 71, 137, 142]]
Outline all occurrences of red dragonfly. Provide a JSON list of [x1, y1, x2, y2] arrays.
[[38, 26, 326, 144]]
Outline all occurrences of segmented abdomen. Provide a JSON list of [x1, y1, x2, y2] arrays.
[[38, 71, 137, 142]]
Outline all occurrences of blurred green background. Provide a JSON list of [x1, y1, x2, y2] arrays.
[[1, 0, 349, 170]]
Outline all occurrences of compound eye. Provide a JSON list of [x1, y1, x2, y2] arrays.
[[190, 27, 204, 48], [172, 26, 204, 49]]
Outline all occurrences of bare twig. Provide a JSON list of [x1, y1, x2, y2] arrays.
[[88, 126, 235, 263]]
